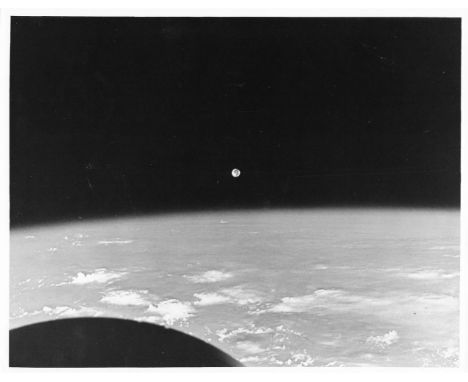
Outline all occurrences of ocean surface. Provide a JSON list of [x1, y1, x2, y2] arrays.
[[10, 208, 460, 366]]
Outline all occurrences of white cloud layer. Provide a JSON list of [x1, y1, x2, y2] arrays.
[[100, 289, 152, 306]]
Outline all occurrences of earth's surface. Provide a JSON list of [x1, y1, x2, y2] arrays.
[[10, 209, 459, 367]]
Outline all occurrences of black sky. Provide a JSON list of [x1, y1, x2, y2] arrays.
[[10, 17, 461, 227]]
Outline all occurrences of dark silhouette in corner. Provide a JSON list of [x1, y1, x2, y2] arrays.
[[10, 317, 242, 367]]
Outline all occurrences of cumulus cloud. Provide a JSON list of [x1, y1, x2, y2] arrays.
[[100, 289, 152, 306], [267, 294, 320, 313], [366, 330, 399, 348], [147, 299, 195, 325], [66, 268, 127, 285], [193, 287, 264, 311], [288, 352, 315, 366], [193, 292, 232, 306], [184, 270, 233, 283], [275, 324, 302, 336], [220, 286, 264, 306], [100, 291, 196, 326], [194, 285, 264, 312]]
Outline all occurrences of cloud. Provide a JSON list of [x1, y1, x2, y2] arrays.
[[215, 325, 274, 342], [413, 293, 458, 311], [66, 268, 127, 285], [366, 330, 399, 348], [429, 245, 459, 251], [403, 270, 459, 280], [193, 292, 232, 306], [239, 355, 285, 366], [220, 286, 264, 305], [267, 294, 320, 313], [184, 270, 233, 283], [100, 289, 152, 306], [439, 347, 458, 360], [134, 316, 163, 325], [236, 341, 266, 354], [100, 291, 196, 326], [147, 299, 195, 325], [193, 286, 264, 310], [288, 352, 315, 366], [314, 264, 329, 270], [275, 324, 303, 336], [257, 288, 392, 314], [265, 289, 343, 313], [239, 356, 263, 364], [42, 305, 101, 318], [98, 240, 133, 245]]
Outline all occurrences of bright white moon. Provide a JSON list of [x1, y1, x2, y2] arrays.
[[231, 168, 241, 178]]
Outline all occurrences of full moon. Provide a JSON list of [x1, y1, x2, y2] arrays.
[[231, 168, 241, 178]]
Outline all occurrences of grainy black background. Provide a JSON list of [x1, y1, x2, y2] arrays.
[[10, 17, 461, 227]]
